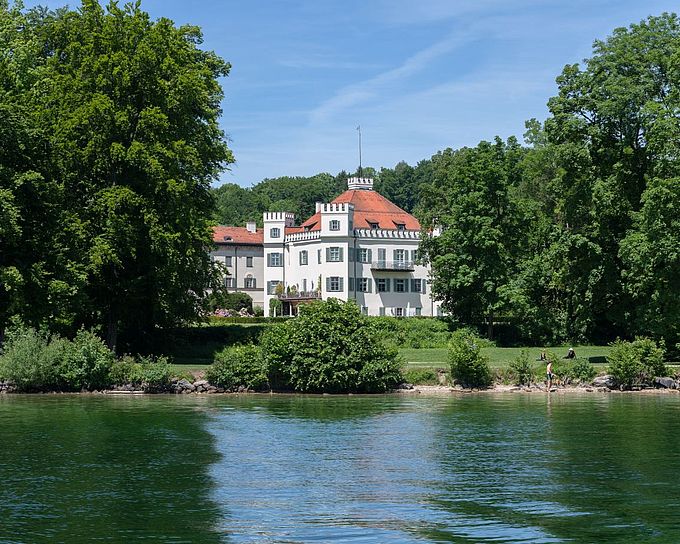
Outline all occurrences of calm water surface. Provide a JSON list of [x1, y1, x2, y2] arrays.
[[1, 393, 679, 543]]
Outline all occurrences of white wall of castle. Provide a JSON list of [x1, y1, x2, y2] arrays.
[[212, 245, 265, 309], [262, 202, 440, 317]]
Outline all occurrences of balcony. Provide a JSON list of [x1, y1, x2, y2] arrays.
[[370, 260, 415, 271], [277, 291, 321, 301]]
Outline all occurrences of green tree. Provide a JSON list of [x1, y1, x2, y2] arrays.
[[542, 13, 680, 340], [213, 182, 266, 226], [375, 161, 417, 212], [27, 1, 233, 348], [620, 178, 680, 350], [418, 137, 527, 338], [1, 2, 89, 343]]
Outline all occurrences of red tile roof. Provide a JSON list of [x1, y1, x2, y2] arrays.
[[213, 226, 263, 245], [300, 189, 420, 231]]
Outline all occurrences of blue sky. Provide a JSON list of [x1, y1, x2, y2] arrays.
[[22, 0, 680, 187]]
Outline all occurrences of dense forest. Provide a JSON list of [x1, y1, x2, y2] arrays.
[[213, 161, 432, 227], [216, 13, 680, 351]]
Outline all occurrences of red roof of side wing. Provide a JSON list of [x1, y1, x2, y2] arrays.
[[212, 226, 263, 245], [300, 189, 420, 231]]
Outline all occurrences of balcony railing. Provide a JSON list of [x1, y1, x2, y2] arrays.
[[277, 291, 321, 301], [371, 260, 415, 271]]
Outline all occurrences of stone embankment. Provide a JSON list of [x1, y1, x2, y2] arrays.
[[0, 381, 15, 393], [110, 378, 230, 394], [398, 374, 680, 394], [2, 376, 678, 395]]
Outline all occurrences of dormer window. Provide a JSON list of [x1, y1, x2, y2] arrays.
[[396, 224, 405, 232], [329, 220, 340, 231], [368, 222, 379, 230]]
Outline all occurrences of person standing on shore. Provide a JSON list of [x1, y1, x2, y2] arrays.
[[546, 360, 554, 391]]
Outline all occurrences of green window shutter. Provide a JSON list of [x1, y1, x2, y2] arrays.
[[325, 277, 330, 292], [367, 279, 372, 293], [339, 248, 344, 262], [326, 247, 331, 261], [339, 277, 344, 291], [349, 248, 354, 262], [349, 277, 354, 291], [404, 279, 410, 292], [367, 249, 372, 263]]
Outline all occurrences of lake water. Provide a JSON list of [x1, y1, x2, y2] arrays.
[[1, 393, 679, 543]]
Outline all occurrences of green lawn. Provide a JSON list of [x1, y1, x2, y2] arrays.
[[170, 363, 211, 375], [170, 345, 614, 375], [399, 345, 613, 368]]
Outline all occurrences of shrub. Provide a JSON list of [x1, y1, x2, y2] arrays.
[[206, 344, 268, 391], [493, 366, 514, 385], [0, 327, 64, 391], [135, 356, 173, 392], [261, 299, 402, 393], [509, 350, 535, 386], [109, 356, 139, 385], [59, 330, 114, 391], [560, 358, 597, 384], [608, 338, 667, 389], [108, 355, 173, 392], [403, 368, 440, 385], [448, 329, 492, 388]]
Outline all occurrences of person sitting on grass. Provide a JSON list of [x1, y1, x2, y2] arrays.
[[564, 347, 576, 359]]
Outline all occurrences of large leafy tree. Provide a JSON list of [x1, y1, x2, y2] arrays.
[[1, 1, 233, 349], [620, 178, 680, 350], [1, 2, 87, 343], [543, 13, 680, 339], [418, 137, 527, 338]]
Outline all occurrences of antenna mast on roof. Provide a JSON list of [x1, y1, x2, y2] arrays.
[[356, 125, 362, 177]]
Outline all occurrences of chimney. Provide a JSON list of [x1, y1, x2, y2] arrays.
[[245, 221, 256, 233]]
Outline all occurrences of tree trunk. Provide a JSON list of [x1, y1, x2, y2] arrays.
[[0, 326, 4, 350], [487, 313, 494, 340]]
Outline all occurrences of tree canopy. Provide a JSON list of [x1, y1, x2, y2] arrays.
[[0, 0, 232, 348]]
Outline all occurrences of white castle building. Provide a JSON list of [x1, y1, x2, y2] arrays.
[[213, 177, 440, 317]]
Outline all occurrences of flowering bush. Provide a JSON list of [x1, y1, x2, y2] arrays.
[[213, 307, 254, 318]]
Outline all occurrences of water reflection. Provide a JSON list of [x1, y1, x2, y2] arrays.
[[206, 395, 444, 542], [2, 393, 680, 543], [427, 394, 680, 543], [0, 395, 225, 543]]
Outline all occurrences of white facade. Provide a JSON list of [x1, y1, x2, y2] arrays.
[[261, 178, 440, 317], [212, 222, 265, 309]]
